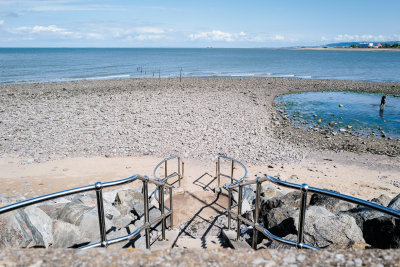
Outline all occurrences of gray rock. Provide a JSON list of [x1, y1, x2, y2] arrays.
[[370, 194, 392, 207], [114, 189, 144, 216], [78, 207, 113, 243], [52, 220, 89, 248], [24, 206, 53, 247], [298, 206, 365, 248], [260, 191, 302, 217], [57, 202, 92, 225], [38, 203, 68, 220], [388, 193, 400, 211], [264, 205, 298, 237], [0, 210, 45, 248], [310, 192, 355, 214]]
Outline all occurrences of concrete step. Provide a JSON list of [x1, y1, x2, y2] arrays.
[[151, 229, 180, 250], [173, 236, 225, 249], [221, 229, 252, 249]]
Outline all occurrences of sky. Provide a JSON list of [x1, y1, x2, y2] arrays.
[[0, 0, 399, 48]]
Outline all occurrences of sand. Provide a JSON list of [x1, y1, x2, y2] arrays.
[[0, 78, 399, 205]]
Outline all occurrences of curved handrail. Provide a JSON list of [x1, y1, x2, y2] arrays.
[[0, 174, 174, 250], [226, 174, 400, 250], [151, 155, 183, 205], [216, 154, 248, 203]]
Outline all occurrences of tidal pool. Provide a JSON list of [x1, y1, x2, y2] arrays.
[[275, 91, 400, 139]]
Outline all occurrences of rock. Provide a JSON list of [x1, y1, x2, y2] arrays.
[[38, 203, 68, 220], [297, 206, 365, 248], [370, 194, 392, 207], [77, 207, 113, 243], [52, 220, 89, 248], [24, 206, 53, 247], [363, 215, 400, 248], [339, 104, 343, 107], [328, 121, 335, 127], [339, 128, 346, 133], [317, 119, 322, 124], [72, 194, 121, 220], [114, 189, 144, 216], [265, 205, 298, 237], [57, 203, 92, 225], [309, 192, 355, 214], [260, 191, 302, 216], [0, 209, 46, 248], [340, 207, 382, 231], [388, 193, 400, 211]]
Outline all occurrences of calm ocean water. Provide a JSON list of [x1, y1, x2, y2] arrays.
[[1, 48, 400, 84]]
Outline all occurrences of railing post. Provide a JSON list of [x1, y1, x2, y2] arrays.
[[236, 185, 243, 240], [178, 157, 181, 187], [252, 180, 261, 249], [181, 161, 184, 187], [95, 182, 107, 247], [297, 183, 309, 248], [217, 157, 221, 187], [160, 184, 166, 240], [228, 188, 232, 230], [231, 160, 234, 184], [169, 186, 173, 229], [143, 179, 150, 249]]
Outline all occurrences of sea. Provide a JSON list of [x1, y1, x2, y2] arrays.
[[1, 48, 400, 84]]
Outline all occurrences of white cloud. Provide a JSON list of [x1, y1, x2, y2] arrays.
[[0, 20, 4, 25], [189, 30, 246, 42], [135, 34, 163, 41], [7, 24, 82, 38], [135, 27, 164, 34]]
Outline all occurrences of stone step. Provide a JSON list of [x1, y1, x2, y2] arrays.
[[173, 236, 225, 249], [151, 229, 180, 250], [221, 229, 252, 249]]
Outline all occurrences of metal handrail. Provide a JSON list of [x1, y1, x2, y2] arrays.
[[227, 175, 400, 250], [0, 174, 174, 250], [151, 155, 184, 206], [216, 154, 248, 210]]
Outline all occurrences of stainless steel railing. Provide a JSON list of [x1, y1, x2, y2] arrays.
[[0, 174, 174, 249], [151, 156, 184, 208], [227, 175, 400, 250]]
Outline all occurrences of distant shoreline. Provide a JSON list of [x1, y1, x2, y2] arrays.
[[298, 47, 400, 52]]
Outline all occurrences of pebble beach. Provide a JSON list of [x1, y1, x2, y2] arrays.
[[0, 77, 399, 199]]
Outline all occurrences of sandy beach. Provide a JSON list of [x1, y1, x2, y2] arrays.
[[0, 78, 399, 202]]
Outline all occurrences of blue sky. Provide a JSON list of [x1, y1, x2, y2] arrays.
[[0, 0, 399, 47]]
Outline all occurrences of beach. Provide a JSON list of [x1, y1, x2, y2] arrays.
[[0, 78, 399, 201]]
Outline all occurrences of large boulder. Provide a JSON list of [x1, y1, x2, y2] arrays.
[[72, 194, 121, 220], [297, 206, 366, 249], [264, 205, 298, 237], [388, 193, 400, 211], [57, 202, 92, 225], [24, 206, 53, 247], [370, 194, 392, 207], [51, 220, 89, 248], [77, 207, 113, 243], [38, 203, 68, 220], [309, 193, 355, 214], [260, 191, 303, 219], [0, 209, 49, 248], [114, 189, 144, 216]]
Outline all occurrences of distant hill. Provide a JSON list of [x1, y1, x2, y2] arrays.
[[325, 41, 400, 47]]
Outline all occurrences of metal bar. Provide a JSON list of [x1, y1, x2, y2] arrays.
[[236, 185, 243, 240], [252, 180, 261, 249], [181, 161, 184, 187], [228, 188, 232, 230], [297, 184, 309, 247], [161, 185, 166, 240], [95, 182, 107, 247], [169, 186, 173, 229], [228, 177, 268, 189], [231, 160, 234, 184], [220, 173, 239, 180], [217, 156, 221, 187], [143, 179, 150, 249], [0, 175, 141, 215], [265, 175, 400, 219], [178, 157, 181, 187]]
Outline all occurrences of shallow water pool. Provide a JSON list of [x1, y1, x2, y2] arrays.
[[275, 91, 400, 139]]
